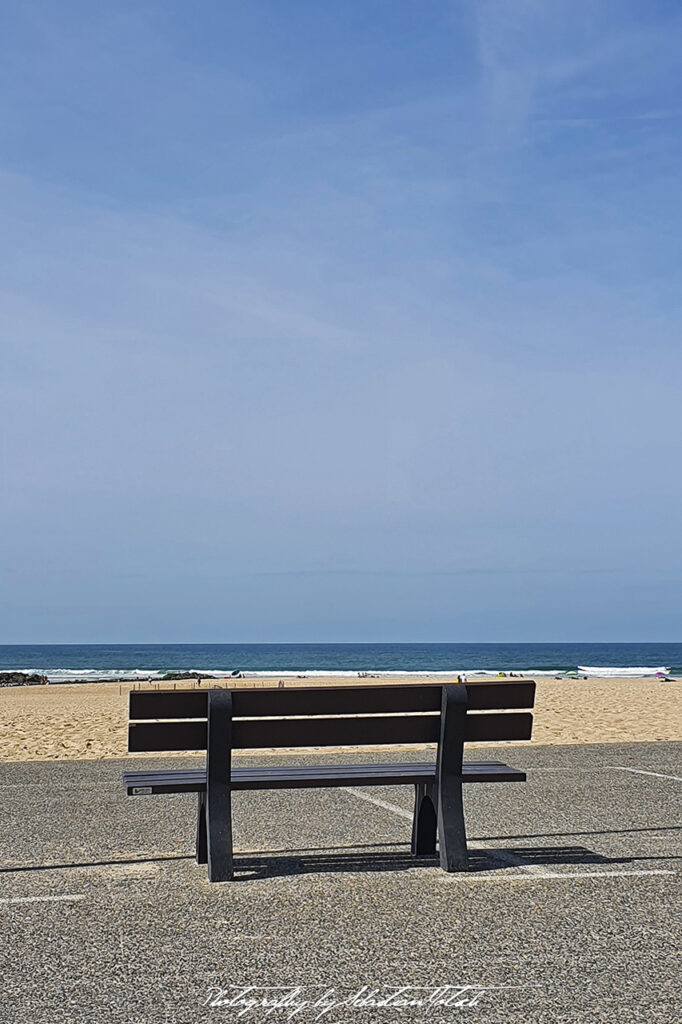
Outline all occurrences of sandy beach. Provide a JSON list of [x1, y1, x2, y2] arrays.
[[0, 674, 680, 762]]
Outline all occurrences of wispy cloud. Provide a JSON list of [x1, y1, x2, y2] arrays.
[[256, 568, 641, 577]]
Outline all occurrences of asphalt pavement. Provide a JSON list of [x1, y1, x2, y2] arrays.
[[1, 741, 680, 1024]]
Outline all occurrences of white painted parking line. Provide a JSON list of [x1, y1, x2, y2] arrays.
[[496, 766, 682, 774], [342, 787, 677, 881], [608, 767, 682, 782], [0, 894, 86, 906], [343, 788, 540, 874], [468, 845, 545, 874], [440, 869, 676, 883], [344, 787, 412, 822]]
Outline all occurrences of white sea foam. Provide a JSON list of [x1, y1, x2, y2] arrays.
[[12, 668, 171, 682], [12, 667, 564, 682], [577, 666, 670, 677], [6, 665, 673, 682]]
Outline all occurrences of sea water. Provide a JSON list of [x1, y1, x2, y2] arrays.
[[0, 642, 680, 681]]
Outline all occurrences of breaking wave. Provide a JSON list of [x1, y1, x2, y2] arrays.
[[5, 665, 676, 682], [577, 666, 670, 677]]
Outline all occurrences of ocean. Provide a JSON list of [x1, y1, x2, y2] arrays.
[[0, 642, 680, 682]]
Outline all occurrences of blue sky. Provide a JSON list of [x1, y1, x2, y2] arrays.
[[2, 0, 681, 642]]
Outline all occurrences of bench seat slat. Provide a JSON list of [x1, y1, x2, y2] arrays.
[[123, 759, 509, 784], [124, 760, 526, 794]]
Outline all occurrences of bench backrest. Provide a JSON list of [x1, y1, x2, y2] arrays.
[[128, 681, 535, 753]]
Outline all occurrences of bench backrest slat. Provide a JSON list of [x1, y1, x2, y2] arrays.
[[128, 709, 533, 752], [129, 680, 535, 721]]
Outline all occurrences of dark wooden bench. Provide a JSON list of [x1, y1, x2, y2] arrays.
[[123, 680, 535, 881]]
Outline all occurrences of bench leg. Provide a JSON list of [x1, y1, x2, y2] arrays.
[[436, 685, 468, 872], [196, 792, 208, 865], [411, 783, 437, 856], [437, 775, 468, 872], [206, 783, 233, 882], [206, 689, 234, 882]]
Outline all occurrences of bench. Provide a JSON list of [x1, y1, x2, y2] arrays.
[[124, 680, 535, 881]]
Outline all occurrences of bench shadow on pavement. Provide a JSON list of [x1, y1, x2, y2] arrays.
[[235, 847, 595, 879], [1, 842, 678, 880], [231, 843, 678, 881]]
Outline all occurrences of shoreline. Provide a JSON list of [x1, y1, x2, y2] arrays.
[[0, 674, 680, 762], [1, 669, 677, 687]]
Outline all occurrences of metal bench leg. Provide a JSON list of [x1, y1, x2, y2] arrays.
[[437, 775, 468, 871], [206, 689, 234, 882], [411, 783, 437, 856], [196, 792, 208, 864], [437, 685, 469, 872]]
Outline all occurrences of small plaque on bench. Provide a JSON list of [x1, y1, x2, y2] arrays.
[[131, 786, 153, 795]]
